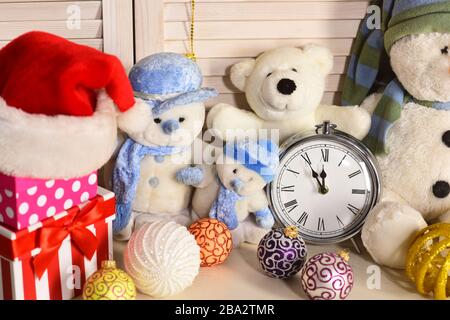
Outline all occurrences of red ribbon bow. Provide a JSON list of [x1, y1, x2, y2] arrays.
[[33, 199, 103, 279]]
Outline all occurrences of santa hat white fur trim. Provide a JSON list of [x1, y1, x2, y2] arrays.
[[117, 97, 151, 136], [0, 93, 118, 179]]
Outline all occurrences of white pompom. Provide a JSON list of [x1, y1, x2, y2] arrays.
[[124, 220, 200, 298]]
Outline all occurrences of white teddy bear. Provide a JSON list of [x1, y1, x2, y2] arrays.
[[192, 139, 279, 246], [342, 1, 450, 269], [113, 52, 218, 240], [207, 45, 371, 142]]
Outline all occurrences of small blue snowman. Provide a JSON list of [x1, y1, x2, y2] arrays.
[[192, 139, 279, 247], [113, 52, 217, 240]]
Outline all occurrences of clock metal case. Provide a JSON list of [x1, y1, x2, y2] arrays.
[[267, 122, 382, 245]]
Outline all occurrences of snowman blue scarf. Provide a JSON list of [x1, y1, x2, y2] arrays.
[[209, 181, 242, 230], [112, 138, 184, 232]]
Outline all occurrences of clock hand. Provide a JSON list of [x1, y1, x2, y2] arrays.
[[320, 165, 328, 194], [306, 162, 324, 191]]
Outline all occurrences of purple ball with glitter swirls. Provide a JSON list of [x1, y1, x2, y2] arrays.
[[257, 227, 307, 279], [301, 252, 354, 300]]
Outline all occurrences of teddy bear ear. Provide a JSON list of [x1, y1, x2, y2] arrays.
[[302, 44, 333, 75], [230, 59, 256, 92]]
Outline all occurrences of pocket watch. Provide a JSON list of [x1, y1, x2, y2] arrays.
[[267, 121, 381, 245]]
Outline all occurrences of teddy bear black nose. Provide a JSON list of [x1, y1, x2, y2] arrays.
[[433, 181, 450, 198], [442, 130, 450, 147], [277, 78, 297, 95]]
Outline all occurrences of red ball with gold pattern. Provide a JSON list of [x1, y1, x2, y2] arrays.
[[188, 218, 233, 267]]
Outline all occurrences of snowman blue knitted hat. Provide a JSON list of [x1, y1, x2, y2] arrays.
[[223, 139, 279, 183], [129, 52, 217, 117]]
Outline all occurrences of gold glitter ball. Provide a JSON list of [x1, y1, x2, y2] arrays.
[[82, 260, 136, 300], [406, 223, 450, 300]]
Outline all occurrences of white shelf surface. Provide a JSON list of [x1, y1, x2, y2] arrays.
[[113, 237, 430, 300]]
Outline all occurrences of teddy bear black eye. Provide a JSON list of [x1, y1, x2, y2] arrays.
[[154, 118, 162, 124], [233, 169, 238, 174], [266, 72, 272, 78], [291, 68, 298, 72], [179, 117, 185, 123], [441, 46, 449, 55]]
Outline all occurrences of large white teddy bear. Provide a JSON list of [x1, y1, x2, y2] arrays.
[[207, 45, 371, 142], [349, 1, 450, 269], [192, 139, 279, 246], [113, 52, 218, 240]]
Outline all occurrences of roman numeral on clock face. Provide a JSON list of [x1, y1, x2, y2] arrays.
[[352, 189, 366, 195], [338, 155, 347, 167], [281, 185, 295, 192], [348, 170, 362, 179], [286, 168, 300, 176], [347, 204, 360, 215], [284, 199, 298, 213], [317, 217, 325, 231], [301, 153, 312, 165], [297, 211, 308, 226], [321, 149, 329, 162]]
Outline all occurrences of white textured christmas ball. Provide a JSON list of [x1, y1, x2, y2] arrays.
[[124, 220, 200, 298]]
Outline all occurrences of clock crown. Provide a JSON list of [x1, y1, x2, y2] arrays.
[[315, 121, 337, 135]]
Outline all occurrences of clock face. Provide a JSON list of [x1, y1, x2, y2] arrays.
[[269, 137, 378, 243]]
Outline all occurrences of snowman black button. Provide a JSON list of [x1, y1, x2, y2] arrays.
[[433, 181, 450, 198], [442, 130, 450, 147]]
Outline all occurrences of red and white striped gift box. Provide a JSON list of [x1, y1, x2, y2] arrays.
[[0, 187, 115, 300]]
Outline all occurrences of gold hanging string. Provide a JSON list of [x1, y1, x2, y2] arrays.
[[185, 0, 197, 61]]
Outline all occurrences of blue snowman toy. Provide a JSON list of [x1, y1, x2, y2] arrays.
[[113, 52, 218, 240]]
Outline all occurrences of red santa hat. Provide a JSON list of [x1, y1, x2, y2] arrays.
[[0, 31, 137, 179]]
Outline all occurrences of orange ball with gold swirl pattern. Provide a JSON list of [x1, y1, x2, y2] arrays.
[[82, 260, 136, 300], [188, 218, 233, 267]]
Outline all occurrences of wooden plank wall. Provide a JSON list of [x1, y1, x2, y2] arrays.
[[0, 0, 370, 101], [135, 0, 369, 108], [0, 0, 134, 70], [0, 0, 104, 49]]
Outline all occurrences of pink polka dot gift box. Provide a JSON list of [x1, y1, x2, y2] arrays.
[[0, 171, 98, 231]]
